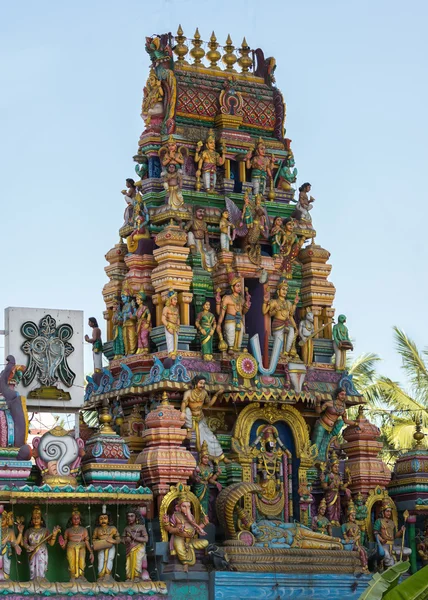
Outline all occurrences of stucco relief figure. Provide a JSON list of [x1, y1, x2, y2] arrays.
[[245, 138, 275, 196], [216, 277, 250, 353], [374, 500, 411, 567], [92, 511, 121, 581], [22, 506, 60, 581], [32, 426, 85, 486], [0, 356, 29, 459], [59, 507, 93, 581], [0, 511, 23, 580], [85, 317, 103, 376], [332, 314, 353, 371], [262, 280, 298, 358], [162, 290, 180, 359], [194, 129, 226, 192], [122, 507, 150, 582], [184, 206, 217, 271]]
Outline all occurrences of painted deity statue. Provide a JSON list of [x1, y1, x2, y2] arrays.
[[320, 453, 352, 526], [127, 210, 150, 253], [181, 376, 225, 461], [270, 216, 285, 258], [22, 506, 60, 581], [122, 178, 143, 226], [112, 302, 125, 359], [417, 522, 428, 565], [85, 317, 103, 376], [219, 209, 235, 251], [185, 206, 217, 271], [354, 492, 368, 546], [195, 129, 226, 192], [245, 138, 275, 196], [195, 301, 216, 361], [92, 511, 121, 581], [0, 511, 23, 580], [298, 311, 315, 365], [262, 280, 298, 358], [250, 519, 343, 550], [141, 68, 164, 125], [311, 498, 332, 536], [59, 507, 93, 581], [373, 500, 411, 567], [243, 194, 268, 266], [312, 387, 357, 463], [280, 218, 305, 279], [135, 292, 151, 355], [216, 277, 250, 353], [276, 149, 298, 191], [341, 501, 369, 573], [159, 136, 186, 210], [192, 441, 222, 515], [122, 508, 150, 582], [161, 290, 180, 359], [121, 293, 138, 356], [162, 493, 209, 571], [32, 426, 85, 487], [332, 314, 353, 371], [294, 182, 315, 223], [251, 425, 286, 517]]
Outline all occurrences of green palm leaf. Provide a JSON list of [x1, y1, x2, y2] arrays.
[[393, 326, 428, 403]]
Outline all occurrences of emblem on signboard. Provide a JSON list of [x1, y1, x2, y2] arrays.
[[20, 314, 76, 388]]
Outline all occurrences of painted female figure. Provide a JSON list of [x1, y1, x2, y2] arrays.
[[280, 218, 304, 279], [192, 441, 222, 515], [112, 303, 125, 359], [135, 292, 151, 354], [22, 506, 60, 580], [320, 453, 351, 526], [270, 216, 284, 257], [311, 499, 332, 536], [195, 301, 216, 361]]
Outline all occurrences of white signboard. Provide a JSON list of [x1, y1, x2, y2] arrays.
[[4, 307, 84, 411]]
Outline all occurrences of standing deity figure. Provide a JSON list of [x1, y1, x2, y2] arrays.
[[112, 302, 125, 359], [298, 311, 315, 366], [320, 453, 352, 526], [22, 506, 60, 581], [122, 178, 143, 226], [262, 280, 298, 358], [59, 507, 93, 581], [312, 387, 357, 463], [141, 68, 164, 125], [280, 218, 305, 279], [121, 293, 138, 356], [332, 314, 353, 371], [243, 194, 268, 266], [162, 493, 209, 571], [216, 277, 250, 353], [245, 138, 275, 196], [135, 292, 152, 355], [354, 492, 368, 546], [192, 441, 222, 515], [270, 216, 285, 257], [161, 290, 180, 359], [373, 500, 411, 567], [194, 129, 226, 192], [251, 425, 286, 513], [311, 498, 332, 536], [293, 182, 315, 223], [92, 511, 121, 581], [159, 136, 186, 210], [219, 209, 235, 251], [195, 301, 216, 361], [0, 511, 23, 580], [181, 376, 225, 461], [341, 501, 369, 573], [122, 508, 150, 582], [185, 206, 217, 271], [85, 317, 103, 376], [127, 210, 150, 253]]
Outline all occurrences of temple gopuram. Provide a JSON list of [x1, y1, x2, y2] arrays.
[[1, 26, 427, 600]]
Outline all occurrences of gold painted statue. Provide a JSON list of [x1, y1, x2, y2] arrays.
[[216, 277, 250, 353], [0, 511, 23, 580], [341, 501, 369, 573], [311, 498, 332, 536], [59, 507, 93, 581], [162, 491, 209, 571], [122, 507, 150, 582], [195, 129, 226, 192], [245, 138, 275, 196], [262, 280, 298, 358], [141, 68, 164, 125], [162, 290, 180, 359], [92, 510, 121, 581]]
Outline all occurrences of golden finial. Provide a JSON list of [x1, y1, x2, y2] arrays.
[[207, 31, 221, 69], [174, 24, 188, 65], [238, 37, 252, 73], [190, 28, 205, 66], [161, 391, 170, 406], [222, 34, 237, 72], [413, 414, 425, 449], [98, 399, 115, 435]]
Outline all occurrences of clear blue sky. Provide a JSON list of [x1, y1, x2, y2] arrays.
[[1, 0, 427, 383]]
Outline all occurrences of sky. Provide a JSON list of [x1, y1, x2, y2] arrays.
[[1, 0, 428, 390]]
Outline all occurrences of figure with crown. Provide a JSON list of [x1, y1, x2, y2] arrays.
[[159, 135, 186, 210], [22, 506, 61, 580], [251, 425, 287, 515], [320, 452, 352, 526], [135, 291, 152, 354], [192, 441, 222, 515], [195, 300, 216, 361], [162, 489, 209, 571], [162, 290, 180, 359], [262, 280, 299, 358], [92, 509, 121, 581], [216, 276, 250, 353], [341, 501, 369, 573], [59, 507, 93, 581], [245, 137, 275, 196], [194, 129, 226, 192], [373, 500, 411, 567], [311, 499, 332, 536], [122, 507, 150, 582], [181, 376, 225, 461], [185, 205, 217, 271], [0, 511, 23, 580]]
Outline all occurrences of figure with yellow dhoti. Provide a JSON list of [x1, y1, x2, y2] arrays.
[[162, 492, 209, 571], [181, 376, 225, 461], [185, 206, 217, 271], [298, 311, 315, 365], [0, 511, 23, 580], [92, 510, 121, 581], [194, 128, 226, 192], [162, 290, 180, 359], [122, 508, 150, 582], [59, 507, 93, 581], [216, 277, 250, 353], [121, 292, 137, 356], [263, 280, 298, 358]]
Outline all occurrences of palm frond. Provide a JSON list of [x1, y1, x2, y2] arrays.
[[347, 352, 381, 391], [374, 378, 428, 424], [393, 327, 428, 402], [383, 419, 428, 451]]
